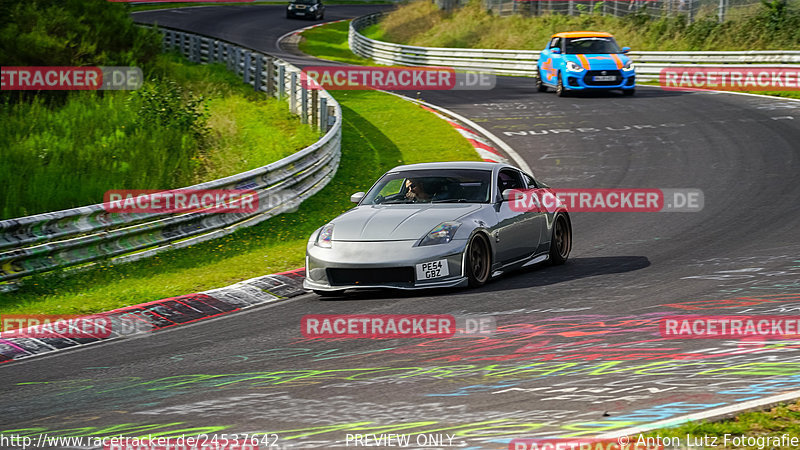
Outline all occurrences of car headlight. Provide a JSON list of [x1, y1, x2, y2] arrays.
[[288, 4, 294, 8], [622, 60, 635, 71], [419, 222, 461, 246], [315, 223, 334, 248], [309, 4, 317, 9], [566, 61, 584, 72]]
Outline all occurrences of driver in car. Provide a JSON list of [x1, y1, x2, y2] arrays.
[[404, 178, 431, 202]]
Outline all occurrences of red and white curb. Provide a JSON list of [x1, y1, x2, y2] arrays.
[[291, 19, 346, 35], [0, 269, 306, 364]]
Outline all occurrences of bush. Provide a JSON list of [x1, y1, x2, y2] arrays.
[[132, 79, 210, 139], [0, 0, 160, 67]]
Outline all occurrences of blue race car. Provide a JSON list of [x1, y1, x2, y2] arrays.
[[536, 31, 636, 96]]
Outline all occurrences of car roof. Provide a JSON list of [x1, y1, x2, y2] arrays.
[[552, 31, 614, 38], [388, 161, 520, 173]]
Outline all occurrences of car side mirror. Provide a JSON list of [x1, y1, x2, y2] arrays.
[[350, 192, 365, 203], [501, 189, 515, 202], [621, 46, 631, 53], [551, 48, 561, 54]]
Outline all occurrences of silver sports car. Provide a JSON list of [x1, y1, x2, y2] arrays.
[[303, 161, 572, 295]]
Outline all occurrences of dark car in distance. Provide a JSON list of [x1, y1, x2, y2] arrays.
[[287, 0, 325, 20]]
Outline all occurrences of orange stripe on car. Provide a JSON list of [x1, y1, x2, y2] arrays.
[[611, 54, 624, 69], [577, 55, 591, 70]]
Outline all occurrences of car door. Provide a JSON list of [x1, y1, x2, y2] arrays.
[[539, 37, 561, 86], [493, 169, 540, 265], [521, 171, 548, 254]]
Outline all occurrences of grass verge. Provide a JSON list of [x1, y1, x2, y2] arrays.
[[0, 90, 479, 314], [298, 20, 375, 65], [643, 400, 800, 449], [1, 54, 318, 219], [370, 0, 800, 51]]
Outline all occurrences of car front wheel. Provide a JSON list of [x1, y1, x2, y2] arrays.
[[549, 214, 572, 265], [466, 233, 491, 287], [556, 73, 567, 97]]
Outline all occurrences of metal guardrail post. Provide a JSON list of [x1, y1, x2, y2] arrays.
[[244, 51, 252, 84], [326, 105, 335, 132], [319, 97, 327, 132], [254, 56, 264, 92], [226, 44, 233, 71], [192, 35, 200, 62], [311, 90, 318, 130], [278, 64, 285, 100], [290, 72, 297, 113], [301, 84, 308, 124], [266, 58, 275, 96]]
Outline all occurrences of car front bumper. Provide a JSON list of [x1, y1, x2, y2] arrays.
[[304, 239, 470, 291], [563, 70, 636, 90]]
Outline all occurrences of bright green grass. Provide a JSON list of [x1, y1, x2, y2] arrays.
[[0, 90, 478, 314], [371, 0, 800, 51], [0, 54, 318, 219], [643, 400, 800, 450], [298, 20, 375, 65]]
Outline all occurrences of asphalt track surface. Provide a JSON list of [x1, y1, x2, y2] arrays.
[[2, 5, 800, 449]]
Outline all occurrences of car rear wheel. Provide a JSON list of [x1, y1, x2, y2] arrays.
[[556, 73, 567, 97], [536, 70, 547, 92], [549, 214, 572, 265], [466, 233, 491, 287]]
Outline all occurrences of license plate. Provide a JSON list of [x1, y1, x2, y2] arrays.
[[416, 259, 449, 280], [296, 12, 305, 15], [593, 75, 617, 81]]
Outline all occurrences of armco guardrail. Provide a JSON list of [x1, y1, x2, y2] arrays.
[[350, 12, 800, 81], [0, 25, 341, 283]]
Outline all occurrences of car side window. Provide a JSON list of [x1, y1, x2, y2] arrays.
[[549, 37, 560, 50], [378, 179, 404, 197], [497, 169, 524, 201], [522, 173, 537, 189]]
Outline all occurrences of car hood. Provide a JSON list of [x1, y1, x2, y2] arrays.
[[330, 204, 483, 241], [565, 53, 630, 71]]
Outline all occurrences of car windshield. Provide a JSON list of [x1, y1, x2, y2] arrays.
[[362, 169, 492, 205], [289, 0, 315, 4], [565, 37, 621, 54]]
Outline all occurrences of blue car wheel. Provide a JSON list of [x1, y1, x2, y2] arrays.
[[556, 72, 567, 97]]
